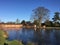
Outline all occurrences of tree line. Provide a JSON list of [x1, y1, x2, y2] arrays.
[[0, 7, 60, 27]]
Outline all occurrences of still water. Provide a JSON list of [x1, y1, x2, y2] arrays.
[[7, 28, 60, 45]]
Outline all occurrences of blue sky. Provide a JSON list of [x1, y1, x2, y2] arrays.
[[0, 0, 60, 22]]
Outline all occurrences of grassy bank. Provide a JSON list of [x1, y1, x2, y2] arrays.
[[43, 27, 60, 30]]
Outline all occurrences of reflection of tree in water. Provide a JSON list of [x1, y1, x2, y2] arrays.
[[48, 30, 56, 45], [33, 29, 57, 45], [33, 29, 44, 45], [55, 30, 60, 45], [41, 29, 51, 45]]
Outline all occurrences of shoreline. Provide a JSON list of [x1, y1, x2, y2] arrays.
[[45, 27, 60, 30], [23, 27, 60, 30], [0, 27, 60, 30]]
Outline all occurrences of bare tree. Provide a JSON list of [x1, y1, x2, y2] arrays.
[[31, 7, 50, 28]]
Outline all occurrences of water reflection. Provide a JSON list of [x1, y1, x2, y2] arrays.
[[7, 28, 60, 45]]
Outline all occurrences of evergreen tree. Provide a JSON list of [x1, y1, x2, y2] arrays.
[[52, 12, 60, 22]]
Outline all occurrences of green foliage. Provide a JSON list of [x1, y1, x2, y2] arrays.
[[52, 12, 60, 27], [21, 20, 26, 25], [44, 20, 60, 27], [52, 12, 60, 22], [53, 22, 60, 27], [45, 20, 53, 27], [27, 42, 34, 45], [8, 40, 23, 45], [33, 20, 39, 26], [0, 30, 6, 45]]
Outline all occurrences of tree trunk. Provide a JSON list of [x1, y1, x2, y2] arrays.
[[39, 20, 41, 29], [39, 22, 41, 28]]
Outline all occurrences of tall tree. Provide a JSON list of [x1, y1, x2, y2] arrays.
[[52, 12, 60, 23], [16, 19, 20, 24], [31, 7, 50, 28]]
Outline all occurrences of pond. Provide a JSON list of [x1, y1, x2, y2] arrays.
[[6, 28, 60, 45]]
